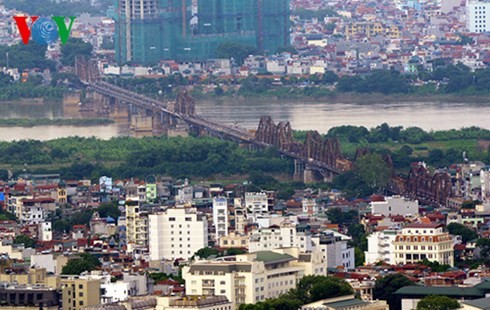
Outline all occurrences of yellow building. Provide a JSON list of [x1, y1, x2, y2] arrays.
[[393, 223, 454, 266], [61, 276, 100, 310], [125, 199, 148, 246], [345, 22, 400, 39]]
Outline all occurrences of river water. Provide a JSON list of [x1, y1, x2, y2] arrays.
[[1, 96, 490, 141]]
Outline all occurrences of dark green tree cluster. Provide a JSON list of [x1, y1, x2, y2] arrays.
[[61, 253, 101, 275], [193, 247, 246, 259], [0, 44, 56, 71], [373, 274, 415, 310], [52, 202, 120, 233], [239, 275, 353, 310], [293, 8, 338, 19], [5, 0, 111, 16], [419, 258, 451, 273], [13, 235, 36, 248], [336, 70, 410, 94], [446, 223, 478, 243], [416, 295, 460, 310], [61, 38, 93, 66]]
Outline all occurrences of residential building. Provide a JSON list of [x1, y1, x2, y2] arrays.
[[370, 196, 419, 217], [234, 198, 247, 234], [115, 0, 290, 64], [149, 207, 208, 261], [245, 192, 269, 217], [365, 229, 398, 265], [467, 0, 490, 33], [61, 276, 101, 310], [312, 231, 355, 269], [125, 199, 148, 246], [219, 232, 248, 249], [248, 221, 314, 253], [182, 248, 323, 306], [156, 296, 235, 310], [0, 285, 60, 310], [301, 295, 388, 310], [213, 197, 229, 239], [393, 223, 455, 266]]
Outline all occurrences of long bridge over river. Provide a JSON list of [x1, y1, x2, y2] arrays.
[[75, 58, 349, 182]]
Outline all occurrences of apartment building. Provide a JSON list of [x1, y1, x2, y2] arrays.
[[245, 192, 269, 216], [370, 196, 419, 217], [125, 199, 148, 246], [61, 276, 101, 310], [312, 231, 355, 270], [149, 207, 208, 261], [393, 223, 455, 266], [213, 197, 229, 239], [467, 0, 490, 33], [183, 248, 323, 306], [248, 221, 314, 253], [365, 229, 398, 265]]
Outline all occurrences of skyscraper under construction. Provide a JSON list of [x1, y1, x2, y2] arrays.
[[115, 0, 290, 64]]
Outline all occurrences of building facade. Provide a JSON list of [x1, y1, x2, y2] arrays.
[[61, 277, 101, 310], [393, 224, 455, 266], [115, 0, 290, 64], [365, 229, 398, 265], [467, 0, 490, 33], [213, 197, 229, 239], [149, 207, 208, 261], [370, 196, 419, 217], [125, 199, 148, 246]]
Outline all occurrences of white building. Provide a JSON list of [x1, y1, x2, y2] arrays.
[[213, 197, 228, 239], [149, 207, 208, 261], [156, 296, 235, 310], [365, 229, 398, 265], [311, 231, 355, 270], [245, 192, 268, 216], [302, 198, 323, 215], [248, 221, 314, 253], [39, 221, 52, 241], [467, 0, 490, 33], [393, 223, 455, 266], [183, 248, 324, 306], [370, 196, 419, 217]]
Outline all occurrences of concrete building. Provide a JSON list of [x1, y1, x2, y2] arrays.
[[156, 296, 235, 310], [370, 196, 418, 217], [149, 207, 208, 261], [248, 221, 314, 253], [312, 231, 355, 270], [213, 197, 228, 239], [245, 192, 269, 216], [301, 295, 388, 310], [61, 276, 101, 310], [393, 223, 455, 266], [125, 199, 148, 246], [0, 284, 60, 310], [234, 198, 247, 234], [183, 248, 323, 306], [365, 229, 398, 265], [467, 0, 490, 33], [219, 232, 248, 249]]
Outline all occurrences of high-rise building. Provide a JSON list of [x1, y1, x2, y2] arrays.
[[125, 199, 149, 246], [213, 197, 228, 239], [467, 0, 490, 33], [115, 0, 290, 64], [149, 207, 208, 261]]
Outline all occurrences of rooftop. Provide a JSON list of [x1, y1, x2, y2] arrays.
[[324, 298, 369, 309], [462, 297, 490, 310], [394, 286, 485, 298], [254, 251, 295, 265]]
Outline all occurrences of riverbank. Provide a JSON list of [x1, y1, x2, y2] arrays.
[[0, 118, 115, 127]]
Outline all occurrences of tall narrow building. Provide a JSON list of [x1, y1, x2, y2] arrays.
[[115, 0, 290, 64]]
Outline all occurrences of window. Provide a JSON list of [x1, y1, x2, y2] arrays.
[[169, 217, 176, 221]]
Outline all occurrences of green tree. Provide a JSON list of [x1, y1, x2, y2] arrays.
[[61, 38, 93, 66], [194, 247, 219, 259], [373, 274, 414, 310], [13, 235, 36, 248], [416, 295, 460, 310], [216, 42, 258, 65], [446, 223, 477, 243], [61, 253, 101, 275], [355, 154, 392, 192]]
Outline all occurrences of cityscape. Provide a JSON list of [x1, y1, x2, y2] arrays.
[[2, 1, 490, 310]]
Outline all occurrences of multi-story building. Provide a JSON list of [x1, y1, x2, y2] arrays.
[[302, 197, 324, 215], [183, 248, 324, 306], [149, 207, 208, 261], [61, 276, 101, 310], [115, 0, 290, 64], [311, 231, 355, 270], [125, 199, 148, 246], [0, 285, 60, 310], [370, 196, 419, 217], [467, 0, 490, 33], [248, 221, 314, 253], [393, 223, 455, 266], [219, 232, 249, 249], [365, 229, 398, 265], [245, 192, 269, 217], [156, 296, 235, 310], [213, 197, 229, 239], [234, 198, 247, 234]]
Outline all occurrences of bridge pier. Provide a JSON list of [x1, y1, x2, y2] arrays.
[[294, 160, 305, 182]]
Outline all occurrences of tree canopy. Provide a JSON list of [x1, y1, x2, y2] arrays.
[[216, 42, 258, 65], [61, 253, 101, 275], [355, 153, 392, 192], [61, 38, 93, 66], [13, 235, 36, 248], [373, 274, 415, 310], [446, 223, 478, 243], [416, 295, 460, 310]]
